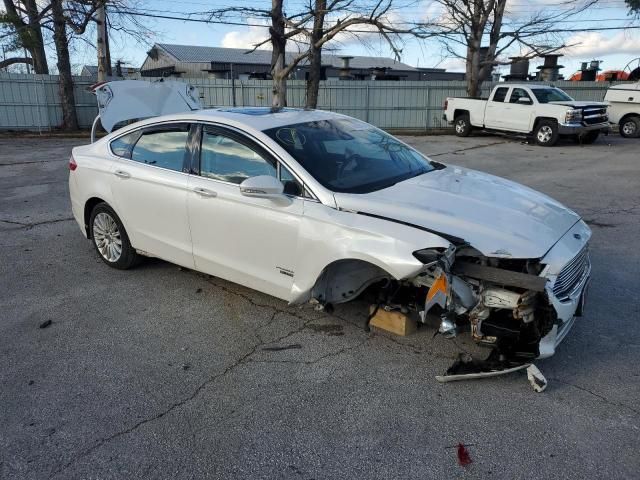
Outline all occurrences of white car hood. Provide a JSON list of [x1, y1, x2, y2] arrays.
[[333, 165, 580, 259], [548, 101, 607, 108]]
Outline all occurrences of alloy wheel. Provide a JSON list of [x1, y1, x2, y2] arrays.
[[93, 212, 122, 262], [537, 126, 553, 144]]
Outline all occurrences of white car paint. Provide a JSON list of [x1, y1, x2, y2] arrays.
[[70, 106, 591, 361], [604, 83, 640, 137]]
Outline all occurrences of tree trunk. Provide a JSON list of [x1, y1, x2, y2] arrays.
[[270, 0, 287, 107], [305, 0, 326, 109], [2, 0, 49, 74], [51, 0, 78, 130], [23, 0, 48, 74], [96, 3, 107, 82], [104, 8, 112, 77], [465, 34, 483, 98]]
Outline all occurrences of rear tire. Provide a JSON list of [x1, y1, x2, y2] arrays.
[[619, 116, 640, 138], [454, 114, 472, 137], [89, 202, 139, 270], [533, 120, 559, 147]]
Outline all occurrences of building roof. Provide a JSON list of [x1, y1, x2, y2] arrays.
[[153, 43, 417, 71], [81, 65, 139, 76]]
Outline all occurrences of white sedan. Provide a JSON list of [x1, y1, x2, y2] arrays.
[[69, 104, 591, 376]]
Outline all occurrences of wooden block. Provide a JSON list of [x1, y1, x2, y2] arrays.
[[369, 306, 417, 336]]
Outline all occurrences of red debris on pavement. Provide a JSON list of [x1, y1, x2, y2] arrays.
[[457, 443, 473, 466]]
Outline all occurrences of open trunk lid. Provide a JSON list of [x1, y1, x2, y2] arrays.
[[94, 80, 202, 133]]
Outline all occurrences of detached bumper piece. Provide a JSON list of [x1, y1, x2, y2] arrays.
[[436, 350, 530, 383]]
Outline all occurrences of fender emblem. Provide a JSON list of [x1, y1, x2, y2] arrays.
[[573, 233, 582, 240]]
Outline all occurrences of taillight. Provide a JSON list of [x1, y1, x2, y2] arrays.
[[69, 156, 77, 171], [444, 99, 449, 110]]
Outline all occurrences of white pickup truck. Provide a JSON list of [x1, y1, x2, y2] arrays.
[[443, 84, 610, 146]]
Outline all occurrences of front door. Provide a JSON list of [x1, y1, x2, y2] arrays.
[[506, 87, 535, 132], [187, 125, 304, 301], [109, 123, 194, 268]]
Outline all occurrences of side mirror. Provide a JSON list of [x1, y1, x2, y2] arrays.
[[518, 97, 533, 105], [239, 175, 285, 199]]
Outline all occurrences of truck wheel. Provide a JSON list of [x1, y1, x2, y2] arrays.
[[576, 130, 600, 145], [619, 116, 640, 138], [534, 120, 559, 147], [454, 114, 472, 137]]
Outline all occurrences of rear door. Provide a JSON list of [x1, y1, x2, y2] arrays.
[[187, 125, 305, 301], [484, 86, 510, 129], [109, 122, 195, 268]]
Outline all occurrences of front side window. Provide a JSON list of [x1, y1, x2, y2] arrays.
[[200, 129, 276, 184], [531, 88, 574, 104], [492, 87, 509, 103], [130, 125, 189, 172], [509, 88, 532, 104], [264, 118, 435, 194]]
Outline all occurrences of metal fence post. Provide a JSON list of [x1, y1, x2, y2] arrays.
[[425, 85, 431, 131], [365, 83, 370, 123]]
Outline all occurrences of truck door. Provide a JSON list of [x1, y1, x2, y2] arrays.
[[506, 88, 535, 132], [484, 87, 510, 129]]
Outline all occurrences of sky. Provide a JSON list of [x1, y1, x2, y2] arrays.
[[4, 0, 640, 77]]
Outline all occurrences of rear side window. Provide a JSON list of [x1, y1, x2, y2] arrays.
[[492, 87, 508, 103], [110, 132, 139, 159], [130, 125, 189, 172]]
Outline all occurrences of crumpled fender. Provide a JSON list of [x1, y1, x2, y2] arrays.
[[288, 202, 451, 304]]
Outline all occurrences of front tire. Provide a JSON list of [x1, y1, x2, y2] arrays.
[[534, 120, 559, 147], [619, 116, 640, 138], [576, 130, 600, 145], [89, 203, 139, 269], [454, 114, 472, 137]]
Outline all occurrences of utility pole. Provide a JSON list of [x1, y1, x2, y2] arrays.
[[96, 1, 107, 82]]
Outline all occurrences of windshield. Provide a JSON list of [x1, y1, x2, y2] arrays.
[[531, 88, 574, 103], [263, 118, 435, 193]]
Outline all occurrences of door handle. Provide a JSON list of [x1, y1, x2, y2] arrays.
[[193, 187, 217, 198], [114, 170, 131, 179]]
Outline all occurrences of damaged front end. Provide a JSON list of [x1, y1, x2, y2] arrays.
[[396, 220, 590, 380], [411, 245, 556, 365]]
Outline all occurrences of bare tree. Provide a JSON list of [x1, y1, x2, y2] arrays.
[[427, 0, 597, 98], [51, 0, 79, 129], [208, 0, 426, 107], [1, 0, 50, 73]]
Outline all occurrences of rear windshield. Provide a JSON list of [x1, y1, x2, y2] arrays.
[[263, 118, 435, 194], [531, 88, 574, 103]]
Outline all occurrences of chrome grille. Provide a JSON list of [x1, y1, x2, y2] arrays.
[[582, 107, 608, 125], [552, 245, 590, 302]]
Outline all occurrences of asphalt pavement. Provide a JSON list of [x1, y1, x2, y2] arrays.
[[1, 132, 639, 479]]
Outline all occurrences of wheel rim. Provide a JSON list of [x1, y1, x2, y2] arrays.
[[455, 119, 466, 133], [537, 126, 553, 143], [93, 212, 122, 262], [622, 121, 636, 136]]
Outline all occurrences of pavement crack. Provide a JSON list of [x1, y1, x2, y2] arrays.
[[429, 141, 508, 157], [47, 310, 317, 479], [0, 217, 73, 230], [551, 378, 639, 416]]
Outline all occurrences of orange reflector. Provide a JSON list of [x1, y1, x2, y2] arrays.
[[427, 273, 448, 301]]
